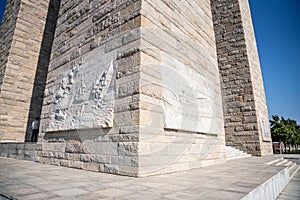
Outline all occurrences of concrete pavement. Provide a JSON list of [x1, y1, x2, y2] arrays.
[[0, 155, 298, 200], [277, 170, 300, 200]]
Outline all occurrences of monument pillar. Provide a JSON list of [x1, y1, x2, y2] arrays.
[[36, 0, 226, 177], [211, 0, 273, 155], [0, 0, 273, 177], [0, 0, 59, 142]]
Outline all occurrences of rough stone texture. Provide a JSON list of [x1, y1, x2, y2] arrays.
[[0, 0, 56, 142], [0, 143, 36, 161], [211, 0, 273, 156]]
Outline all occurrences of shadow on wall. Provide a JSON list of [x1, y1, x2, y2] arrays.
[[25, 0, 61, 142]]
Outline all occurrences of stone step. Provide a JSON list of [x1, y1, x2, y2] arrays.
[[288, 163, 299, 179], [225, 146, 251, 161], [284, 161, 294, 167], [226, 152, 250, 157], [275, 159, 289, 166], [227, 154, 251, 161], [265, 158, 284, 166], [265, 157, 299, 181]]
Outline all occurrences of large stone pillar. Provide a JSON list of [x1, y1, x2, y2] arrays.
[[211, 0, 273, 156], [0, 0, 58, 142], [137, 0, 226, 175], [37, 0, 226, 177]]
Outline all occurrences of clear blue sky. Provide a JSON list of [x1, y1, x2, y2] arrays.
[[249, 0, 300, 123], [0, 0, 5, 25], [0, 1, 299, 123]]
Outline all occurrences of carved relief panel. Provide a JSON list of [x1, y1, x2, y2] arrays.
[[47, 49, 117, 132]]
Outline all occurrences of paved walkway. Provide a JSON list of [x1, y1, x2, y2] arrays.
[[276, 153, 300, 200], [0, 156, 296, 200], [277, 170, 300, 200]]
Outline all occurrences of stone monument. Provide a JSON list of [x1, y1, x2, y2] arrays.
[[0, 0, 273, 177]]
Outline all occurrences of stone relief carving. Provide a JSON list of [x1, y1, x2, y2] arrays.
[[260, 113, 272, 141], [159, 52, 220, 135], [47, 49, 116, 132]]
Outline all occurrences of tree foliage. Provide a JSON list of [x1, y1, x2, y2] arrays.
[[270, 115, 300, 150]]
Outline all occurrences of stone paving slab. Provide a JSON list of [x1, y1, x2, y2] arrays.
[[277, 170, 300, 200], [0, 156, 295, 200]]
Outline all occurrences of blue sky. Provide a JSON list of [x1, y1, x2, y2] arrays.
[[0, 1, 299, 123], [249, 0, 300, 123], [0, 0, 5, 24]]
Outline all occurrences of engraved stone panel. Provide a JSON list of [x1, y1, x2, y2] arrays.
[[160, 53, 220, 135], [47, 48, 117, 132], [260, 113, 271, 142], [141, 50, 221, 135]]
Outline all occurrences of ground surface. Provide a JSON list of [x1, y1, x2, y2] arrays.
[[0, 156, 298, 200]]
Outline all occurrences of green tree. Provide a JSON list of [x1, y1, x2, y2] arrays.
[[270, 115, 300, 152]]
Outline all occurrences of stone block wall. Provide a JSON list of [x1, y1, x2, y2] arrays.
[[0, 0, 21, 90], [137, 0, 226, 176], [25, 0, 60, 141], [0, 0, 52, 142], [0, 0, 272, 177], [38, 0, 143, 177], [37, 0, 226, 177], [211, 0, 272, 155], [0, 143, 36, 161], [238, 0, 272, 155]]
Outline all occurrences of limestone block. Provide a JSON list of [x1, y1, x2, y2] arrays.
[[60, 160, 70, 167], [80, 154, 97, 163], [117, 142, 139, 156], [103, 164, 119, 174], [82, 162, 100, 172], [82, 141, 119, 156], [65, 141, 85, 154], [50, 158, 61, 166], [95, 155, 111, 164], [65, 153, 81, 161], [110, 155, 138, 167], [54, 152, 65, 159], [118, 165, 138, 177], [70, 160, 82, 169], [24, 143, 36, 151]]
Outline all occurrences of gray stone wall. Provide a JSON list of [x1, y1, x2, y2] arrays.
[[0, 0, 52, 142], [0, 143, 36, 161], [211, 0, 272, 155]]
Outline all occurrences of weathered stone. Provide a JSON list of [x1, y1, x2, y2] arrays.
[[103, 164, 119, 174], [82, 162, 100, 172], [65, 141, 85, 154]]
